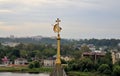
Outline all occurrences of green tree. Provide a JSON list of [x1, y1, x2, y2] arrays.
[[113, 65, 120, 76], [78, 58, 94, 71], [97, 64, 111, 74], [81, 45, 91, 52], [20, 50, 28, 58], [72, 50, 82, 59], [34, 50, 41, 58], [43, 48, 56, 57], [67, 58, 94, 71], [34, 61, 40, 68], [28, 62, 34, 69], [28, 61, 40, 69], [97, 52, 113, 70], [11, 49, 20, 57]]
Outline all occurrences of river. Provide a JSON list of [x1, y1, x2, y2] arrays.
[[0, 72, 49, 76]]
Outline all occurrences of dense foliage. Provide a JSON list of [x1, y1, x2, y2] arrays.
[[97, 64, 111, 74], [113, 65, 120, 76], [0, 38, 120, 75], [28, 61, 41, 69]]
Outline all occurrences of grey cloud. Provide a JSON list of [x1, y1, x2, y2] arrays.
[[0, 0, 120, 39]]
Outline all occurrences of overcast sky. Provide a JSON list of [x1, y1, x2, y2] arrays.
[[0, 0, 120, 39]]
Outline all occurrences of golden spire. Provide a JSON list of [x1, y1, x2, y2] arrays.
[[50, 18, 67, 76], [53, 18, 62, 65]]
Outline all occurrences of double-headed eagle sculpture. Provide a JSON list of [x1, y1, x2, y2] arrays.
[[53, 18, 62, 34]]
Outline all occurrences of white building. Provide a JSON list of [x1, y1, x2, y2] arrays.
[[61, 56, 73, 61], [31, 35, 42, 41], [2, 42, 19, 47], [43, 58, 55, 67], [14, 58, 28, 65], [87, 44, 96, 51], [111, 51, 120, 64]]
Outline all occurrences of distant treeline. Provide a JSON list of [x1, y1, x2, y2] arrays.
[[77, 39, 120, 47], [0, 37, 120, 47]]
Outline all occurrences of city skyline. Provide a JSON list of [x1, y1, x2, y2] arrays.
[[0, 0, 120, 39]]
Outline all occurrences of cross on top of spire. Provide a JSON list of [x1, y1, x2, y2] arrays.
[[56, 18, 61, 24]]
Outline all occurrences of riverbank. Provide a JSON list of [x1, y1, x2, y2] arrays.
[[0, 72, 49, 76], [0, 66, 109, 76], [67, 71, 109, 76], [0, 66, 53, 73]]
